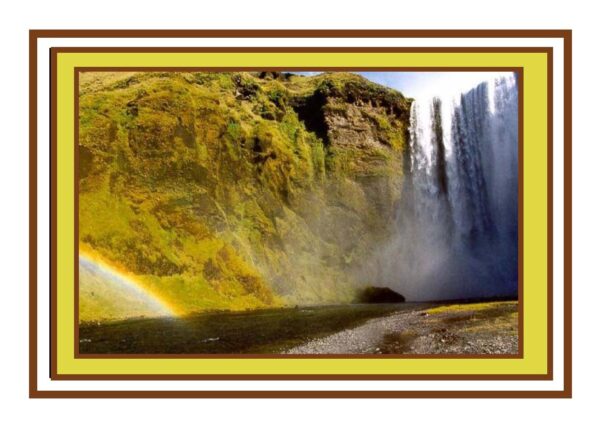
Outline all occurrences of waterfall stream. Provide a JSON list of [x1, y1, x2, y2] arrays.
[[374, 74, 519, 300]]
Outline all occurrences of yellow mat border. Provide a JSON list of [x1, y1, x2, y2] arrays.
[[53, 50, 549, 377]]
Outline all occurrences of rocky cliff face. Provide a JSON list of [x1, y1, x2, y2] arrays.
[[78, 71, 411, 320]]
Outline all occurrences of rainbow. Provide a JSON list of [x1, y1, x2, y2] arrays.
[[79, 250, 179, 317]]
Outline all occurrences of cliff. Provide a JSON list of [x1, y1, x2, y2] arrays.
[[78, 71, 411, 321]]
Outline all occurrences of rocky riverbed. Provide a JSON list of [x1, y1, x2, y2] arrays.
[[286, 301, 518, 355]]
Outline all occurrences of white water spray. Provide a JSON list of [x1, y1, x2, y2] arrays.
[[371, 74, 519, 301]]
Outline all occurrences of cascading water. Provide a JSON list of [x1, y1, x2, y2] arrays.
[[373, 74, 519, 300]]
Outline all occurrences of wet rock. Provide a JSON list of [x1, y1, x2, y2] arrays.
[[357, 286, 405, 303]]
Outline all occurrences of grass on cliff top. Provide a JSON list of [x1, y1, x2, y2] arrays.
[[289, 72, 408, 100]]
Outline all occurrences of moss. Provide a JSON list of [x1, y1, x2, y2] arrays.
[[78, 70, 411, 320]]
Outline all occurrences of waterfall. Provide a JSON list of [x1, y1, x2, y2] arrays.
[[374, 74, 519, 301]]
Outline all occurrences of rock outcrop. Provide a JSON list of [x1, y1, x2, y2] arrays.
[[78, 71, 411, 320]]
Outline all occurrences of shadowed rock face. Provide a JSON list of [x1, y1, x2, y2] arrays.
[[78, 71, 412, 319]]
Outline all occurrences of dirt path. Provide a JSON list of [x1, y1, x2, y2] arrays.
[[286, 301, 518, 355]]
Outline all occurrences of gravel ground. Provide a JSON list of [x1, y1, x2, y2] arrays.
[[286, 301, 518, 355], [286, 311, 413, 354]]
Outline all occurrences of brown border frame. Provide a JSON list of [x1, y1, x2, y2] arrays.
[[29, 29, 572, 398], [71, 63, 524, 364], [58, 56, 544, 377]]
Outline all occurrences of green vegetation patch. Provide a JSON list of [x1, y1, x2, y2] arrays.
[[78, 71, 412, 319]]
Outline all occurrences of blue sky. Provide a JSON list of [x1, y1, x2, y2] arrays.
[[294, 71, 513, 99]]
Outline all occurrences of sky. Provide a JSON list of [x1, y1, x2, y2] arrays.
[[294, 71, 514, 99]]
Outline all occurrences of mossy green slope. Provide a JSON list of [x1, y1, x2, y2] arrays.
[[78, 71, 411, 321]]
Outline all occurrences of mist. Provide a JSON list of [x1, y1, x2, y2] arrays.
[[362, 75, 519, 301]]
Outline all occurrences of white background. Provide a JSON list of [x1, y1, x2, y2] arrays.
[[32, 35, 566, 393], [0, 0, 595, 425]]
